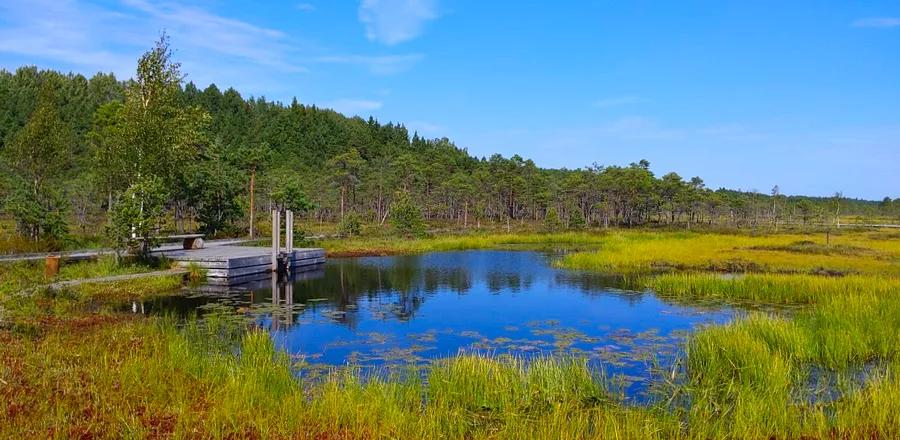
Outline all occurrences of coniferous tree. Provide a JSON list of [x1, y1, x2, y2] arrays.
[[2, 83, 72, 243]]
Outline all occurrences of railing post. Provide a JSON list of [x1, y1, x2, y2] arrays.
[[272, 209, 280, 272], [286, 210, 294, 253]]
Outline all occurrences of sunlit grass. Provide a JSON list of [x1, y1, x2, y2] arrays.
[[3, 314, 899, 438], [644, 272, 900, 304], [2, 228, 900, 437], [320, 231, 612, 256], [320, 228, 900, 276], [557, 230, 900, 276], [679, 296, 900, 438], [0, 316, 673, 439]]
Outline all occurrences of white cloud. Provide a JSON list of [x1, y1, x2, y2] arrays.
[[0, 0, 427, 99], [121, 0, 307, 73], [295, 3, 316, 12], [0, 0, 309, 83], [0, 0, 138, 76], [851, 17, 900, 28], [315, 53, 422, 74], [358, 0, 439, 45], [592, 96, 643, 108], [324, 98, 383, 115]]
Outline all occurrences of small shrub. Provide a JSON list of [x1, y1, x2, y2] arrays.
[[543, 208, 561, 233], [338, 212, 362, 237], [568, 208, 586, 230], [390, 191, 426, 238]]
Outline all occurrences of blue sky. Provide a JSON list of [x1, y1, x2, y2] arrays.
[[1, 1, 898, 199]]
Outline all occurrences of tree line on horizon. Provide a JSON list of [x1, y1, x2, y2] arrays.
[[0, 38, 897, 249]]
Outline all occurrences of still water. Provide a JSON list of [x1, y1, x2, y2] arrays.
[[142, 250, 739, 399]]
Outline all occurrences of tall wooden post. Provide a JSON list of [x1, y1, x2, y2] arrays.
[[272, 209, 280, 272], [249, 170, 255, 238], [286, 210, 294, 253]]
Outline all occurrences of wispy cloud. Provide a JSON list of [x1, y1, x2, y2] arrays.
[[324, 98, 383, 115], [295, 3, 316, 12], [122, 0, 307, 73], [0, 0, 138, 76], [0, 0, 308, 81], [592, 96, 643, 109], [315, 53, 423, 74], [0, 0, 427, 98], [851, 17, 900, 28], [358, 0, 439, 45]]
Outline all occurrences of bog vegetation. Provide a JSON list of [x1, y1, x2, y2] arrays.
[[1, 37, 899, 439], [2, 228, 899, 438]]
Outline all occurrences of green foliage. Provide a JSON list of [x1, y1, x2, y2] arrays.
[[91, 34, 210, 247], [229, 142, 273, 173], [390, 191, 426, 238], [94, 35, 209, 191], [1, 38, 897, 250], [269, 174, 313, 213], [1, 83, 72, 244], [542, 207, 561, 233], [337, 212, 362, 237], [568, 207, 586, 230], [107, 177, 167, 258], [326, 147, 366, 218], [2, 183, 69, 246], [185, 145, 244, 236]]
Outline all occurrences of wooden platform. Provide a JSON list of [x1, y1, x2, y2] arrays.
[[162, 246, 325, 284]]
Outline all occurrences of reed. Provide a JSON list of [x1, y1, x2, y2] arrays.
[[556, 230, 900, 276], [644, 272, 900, 304], [2, 228, 899, 438], [3, 312, 900, 439]]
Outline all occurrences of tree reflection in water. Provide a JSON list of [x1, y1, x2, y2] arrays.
[[140, 251, 738, 400]]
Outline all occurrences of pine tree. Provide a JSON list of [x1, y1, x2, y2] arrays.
[[2, 83, 72, 243], [390, 190, 426, 237]]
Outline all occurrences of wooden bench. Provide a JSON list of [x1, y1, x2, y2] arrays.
[[158, 234, 205, 250]]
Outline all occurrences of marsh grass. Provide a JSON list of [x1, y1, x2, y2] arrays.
[[0, 258, 184, 336], [320, 231, 612, 256], [556, 230, 900, 276], [2, 229, 900, 438], [3, 312, 899, 439], [644, 272, 900, 304], [0, 315, 676, 439], [322, 228, 899, 276], [749, 240, 877, 256], [677, 307, 900, 438], [0, 256, 165, 298]]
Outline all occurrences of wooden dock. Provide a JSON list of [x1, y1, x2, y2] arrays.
[[162, 246, 325, 285]]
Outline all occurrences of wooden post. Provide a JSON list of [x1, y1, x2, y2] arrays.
[[249, 169, 255, 239], [286, 210, 294, 254], [45, 255, 60, 277], [272, 210, 280, 272]]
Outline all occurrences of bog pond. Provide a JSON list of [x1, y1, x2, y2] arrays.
[[137, 250, 747, 400]]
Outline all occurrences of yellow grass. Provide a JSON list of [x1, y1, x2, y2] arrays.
[[558, 230, 900, 276]]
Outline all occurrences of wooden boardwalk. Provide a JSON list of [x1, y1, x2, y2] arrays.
[[161, 246, 325, 284], [0, 238, 256, 264]]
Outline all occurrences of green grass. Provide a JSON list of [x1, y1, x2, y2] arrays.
[[680, 303, 900, 438], [644, 272, 900, 304], [0, 316, 673, 439], [319, 228, 900, 276], [318, 231, 612, 256], [2, 228, 900, 438], [3, 314, 899, 439], [556, 230, 900, 276]]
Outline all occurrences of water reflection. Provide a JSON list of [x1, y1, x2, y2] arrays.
[[141, 250, 739, 401]]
